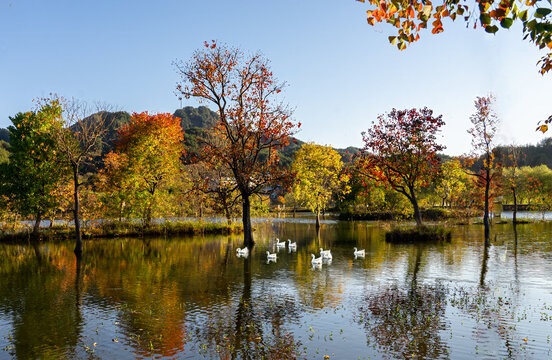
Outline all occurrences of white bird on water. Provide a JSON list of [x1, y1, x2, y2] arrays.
[[236, 247, 249, 256], [311, 254, 323, 265], [320, 248, 332, 259], [288, 239, 297, 250], [353, 247, 365, 257], [276, 238, 286, 247], [266, 251, 277, 261]]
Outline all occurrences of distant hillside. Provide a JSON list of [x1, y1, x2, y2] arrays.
[[495, 138, 552, 168], [174, 106, 219, 130], [0, 128, 9, 143], [4, 106, 548, 169]]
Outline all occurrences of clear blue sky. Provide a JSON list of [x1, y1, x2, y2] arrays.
[[1, 0, 551, 155]]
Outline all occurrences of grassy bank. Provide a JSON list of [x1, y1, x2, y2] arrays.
[[0, 219, 243, 243], [385, 226, 452, 244]]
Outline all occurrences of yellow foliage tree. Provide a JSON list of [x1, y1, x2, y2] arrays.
[[291, 143, 350, 229]]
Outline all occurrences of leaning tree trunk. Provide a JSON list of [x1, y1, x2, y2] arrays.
[[483, 170, 491, 244], [32, 210, 42, 241], [242, 194, 254, 248], [72, 165, 83, 259]]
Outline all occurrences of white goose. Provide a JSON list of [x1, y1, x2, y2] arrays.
[[353, 247, 366, 257], [266, 251, 277, 261], [311, 254, 323, 265], [288, 239, 297, 250], [276, 238, 286, 248], [236, 247, 249, 256], [320, 248, 332, 259]]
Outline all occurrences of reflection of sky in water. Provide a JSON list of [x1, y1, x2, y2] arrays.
[[500, 211, 552, 220], [0, 221, 552, 358]]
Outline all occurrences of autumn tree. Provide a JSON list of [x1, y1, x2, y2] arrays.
[[100, 112, 184, 226], [356, 0, 552, 74], [355, 0, 552, 133], [0, 100, 68, 239], [466, 95, 500, 241], [174, 41, 299, 247], [185, 162, 240, 224], [434, 158, 470, 208], [291, 143, 350, 229], [502, 145, 524, 223], [359, 107, 445, 226], [48, 97, 115, 258]]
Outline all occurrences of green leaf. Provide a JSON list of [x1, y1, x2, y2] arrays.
[[485, 25, 499, 33], [480, 13, 492, 25], [536, 8, 552, 17], [519, 10, 528, 21], [501, 18, 514, 28]]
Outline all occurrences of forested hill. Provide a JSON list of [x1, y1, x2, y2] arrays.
[[2, 106, 549, 168], [495, 138, 552, 168]]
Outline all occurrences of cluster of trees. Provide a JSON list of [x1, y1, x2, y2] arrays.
[[1, 42, 552, 254]]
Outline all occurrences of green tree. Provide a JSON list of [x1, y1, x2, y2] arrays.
[[291, 143, 350, 229], [0, 100, 68, 239], [434, 158, 469, 208]]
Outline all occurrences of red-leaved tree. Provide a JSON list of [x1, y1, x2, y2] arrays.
[[359, 107, 445, 226], [174, 41, 299, 247]]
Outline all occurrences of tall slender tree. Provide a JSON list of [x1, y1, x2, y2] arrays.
[[466, 95, 500, 242], [174, 41, 299, 247], [48, 97, 115, 258]]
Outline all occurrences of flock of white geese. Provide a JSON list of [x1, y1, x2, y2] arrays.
[[235, 238, 366, 266]]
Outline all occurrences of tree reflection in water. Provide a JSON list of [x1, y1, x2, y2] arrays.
[[0, 243, 83, 359], [357, 245, 449, 359], [189, 254, 303, 359]]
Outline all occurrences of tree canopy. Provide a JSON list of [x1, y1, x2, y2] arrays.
[[291, 143, 350, 228], [175, 41, 299, 247], [1, 100, 68, 237], [359, 107, 445, 226]]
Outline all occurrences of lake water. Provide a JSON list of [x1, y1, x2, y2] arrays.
[[1, 220, 552, 359]]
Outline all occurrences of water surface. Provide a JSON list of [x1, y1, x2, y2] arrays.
[[1, 220, 552, 359]]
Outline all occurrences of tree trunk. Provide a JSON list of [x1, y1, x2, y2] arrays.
[[32, 210, 42, 241], [242, 194, 254, 248], [72, 165, 83, 259], [224, 205, 231, 225], [408, 187, 423, 227], [483, 169, 490, 244], [315, 207, 320, 230], [512, 187, 517, 224]]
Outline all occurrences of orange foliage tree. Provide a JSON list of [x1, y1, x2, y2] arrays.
[[100, 112, 184, 226], [174, 41, 299, 247]]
